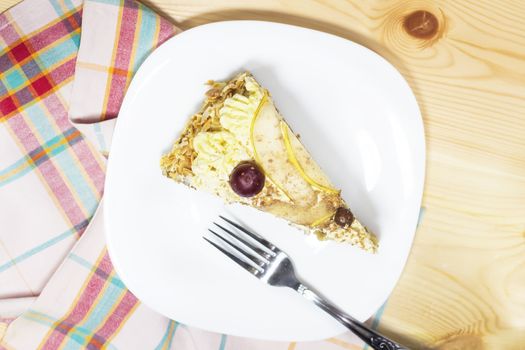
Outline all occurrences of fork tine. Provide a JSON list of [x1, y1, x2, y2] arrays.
[[203, 237, 260, 276], [213, 222, 274, 259], [208, 229, 266, 266], [219, 215, 276, 252]]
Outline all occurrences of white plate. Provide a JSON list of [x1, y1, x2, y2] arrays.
[[105, 21, 425, 341]]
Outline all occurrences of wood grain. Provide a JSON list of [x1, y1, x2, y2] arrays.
[[1, 0, 524, 349]]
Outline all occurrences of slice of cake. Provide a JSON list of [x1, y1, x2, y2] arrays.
[[160, 72, 378, 252]]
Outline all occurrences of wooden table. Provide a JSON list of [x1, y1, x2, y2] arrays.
[[1, 0, 524, 348]]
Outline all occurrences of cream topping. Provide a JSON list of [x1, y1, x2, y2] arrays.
[[189, 76, 267, 201]]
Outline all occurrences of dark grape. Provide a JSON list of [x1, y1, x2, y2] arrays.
[[334, 207, 354, 227], [229, 161, 265, 197]]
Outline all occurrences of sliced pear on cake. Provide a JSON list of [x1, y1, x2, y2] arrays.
[[280, 120, 339, 194]]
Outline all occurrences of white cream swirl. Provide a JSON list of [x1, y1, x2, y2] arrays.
[[191, 131, 249, 192], [219, 76, 264, 150]]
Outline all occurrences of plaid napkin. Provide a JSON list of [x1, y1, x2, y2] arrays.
[[0, 0, 386, 348]]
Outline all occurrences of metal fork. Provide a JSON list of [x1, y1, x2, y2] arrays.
[[204, 216, 408, 350]]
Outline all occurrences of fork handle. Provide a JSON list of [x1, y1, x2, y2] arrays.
[[296, 283, 408, 350]]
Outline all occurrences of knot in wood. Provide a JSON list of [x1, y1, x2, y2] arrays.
[[403, 10, 439, 39]]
